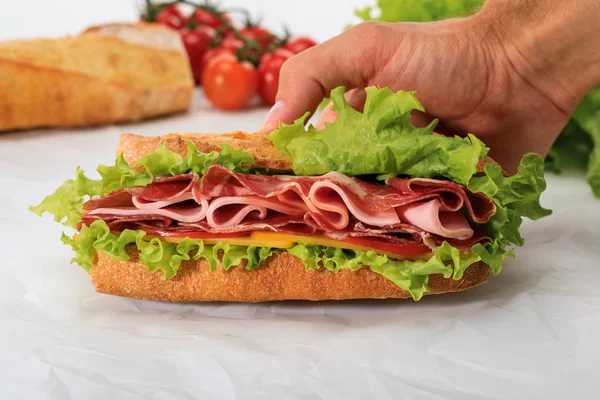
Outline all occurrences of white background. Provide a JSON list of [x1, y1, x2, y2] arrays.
[[1, 1, 600, 399], [0, 0, 368, 41]]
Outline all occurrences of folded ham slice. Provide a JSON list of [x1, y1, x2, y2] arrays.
[[386, 177, 495, 224], [396, 199, 474, 239], [127, 174, 198, 201], [88, 201, 209, 224]]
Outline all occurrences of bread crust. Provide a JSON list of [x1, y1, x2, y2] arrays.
[[118, 132, 294, 172], [90, 248, 490, 302], [0, 23, 193, 132]]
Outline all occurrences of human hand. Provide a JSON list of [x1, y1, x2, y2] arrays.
[[260, 1, 600, 172]]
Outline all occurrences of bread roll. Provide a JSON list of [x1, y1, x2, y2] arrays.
[[0, 23, 193, 131]]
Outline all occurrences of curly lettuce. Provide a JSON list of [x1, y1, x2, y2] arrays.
[[62, 220, 277, 278], [269, 86, 487, 185], [30, 142, 254, 228]]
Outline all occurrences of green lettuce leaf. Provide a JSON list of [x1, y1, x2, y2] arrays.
[[30, 168, 102, 227], [468, 153, 552, 248], [62, 220, 276, 279], [544, 119, 592, 174], [30, 142, 254, 228], [545, 88, 600, 199], [572, 89, 600, 197], [355, 0, 483, 23], [269, 86, 487, 185]]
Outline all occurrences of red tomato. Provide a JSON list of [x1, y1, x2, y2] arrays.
[[283, 36, 317, 54], [191, 8, 231, 30], [201, 45, 237, 73], [225, 26, 275, 47], [342, 236, 433, 259], [154, 5, 186, 30], [202, 55, 259, 110], [257, 49, 293, 106], [181, 26, 216, 85]]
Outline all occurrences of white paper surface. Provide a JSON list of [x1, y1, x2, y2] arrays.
[[1, 1, 600, 397], [1, 91, 599, 399]]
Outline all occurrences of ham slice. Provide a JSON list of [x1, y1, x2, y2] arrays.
[[308, 178, 400, 229], [206, 196, 307, 229], [132, 192, 194, 210], [396, 199, 474, 239], [127, 174, 198, 201], [82, 174, 199, 211], [80, 213, 174, 230], [386, 177, 495, 224], [88, 199, 209, 224], [200, 166, 402, 229], [180, 214, 317, 235], [82, 189, 133, 211]]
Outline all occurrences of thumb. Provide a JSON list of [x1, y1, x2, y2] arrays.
[[260, 22, 393, 133]]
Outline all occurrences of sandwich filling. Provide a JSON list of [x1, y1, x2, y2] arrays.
[[31, 86, 551, 299], [79, 164, 495, 259]]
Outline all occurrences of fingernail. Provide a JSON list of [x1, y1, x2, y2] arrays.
[[260, 100, 286, 134], [314, 101, 338, 130]]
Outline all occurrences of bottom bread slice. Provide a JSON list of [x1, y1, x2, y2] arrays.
[[90, 247, 491, 302]]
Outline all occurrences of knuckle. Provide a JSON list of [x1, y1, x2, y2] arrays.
[[349, 21, 392, 40]]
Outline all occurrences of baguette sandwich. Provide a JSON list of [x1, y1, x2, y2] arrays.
[[0, 23, 193, 132], [31, 87, 551, 302]]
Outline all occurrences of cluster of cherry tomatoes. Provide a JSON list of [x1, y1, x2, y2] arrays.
[[143, 1, 317, 110]]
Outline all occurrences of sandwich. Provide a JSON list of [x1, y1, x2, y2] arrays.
[[0, 23, 193, 132], [31, 87, 551, 302]]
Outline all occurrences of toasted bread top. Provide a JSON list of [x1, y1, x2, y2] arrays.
[[118, 132, 294, 172]]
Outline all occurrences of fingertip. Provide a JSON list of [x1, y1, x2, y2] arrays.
[[259, 100, 286, 134]]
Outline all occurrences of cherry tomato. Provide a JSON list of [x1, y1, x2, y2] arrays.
[[202, 55, 259, 110], [283, 36, 317, 54], [257, 48, 294, 106], [181, 26, 216, 85], [191, 8, 231, 30], [201, 44, 238, 73], [154, 5, 186, 30], [225, 26, 275, 48]]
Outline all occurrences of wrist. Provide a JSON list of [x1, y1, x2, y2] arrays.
[[471, 0, 600, 111]]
